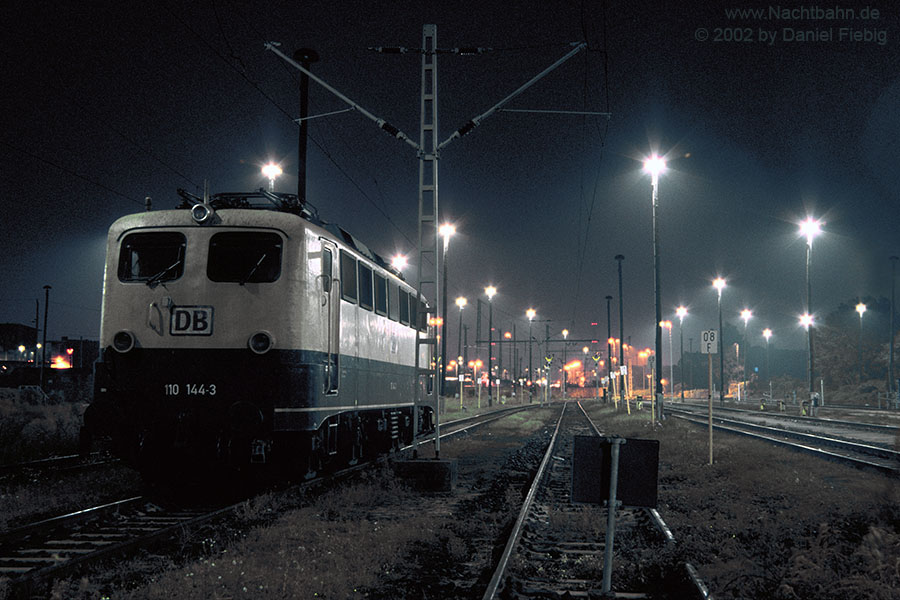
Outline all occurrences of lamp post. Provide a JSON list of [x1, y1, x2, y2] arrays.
[[799, 313, 814, 409], [676, 306, 687, 402], [456, 296, 467, 397], [740, 308, 752, 400], [562, 329, 569, 399], [261, 163, 282, 192], [713, 277, 726, 405], [643, 155, 667, 416], [800, 216, 822, 401], [40, 285, 51, 391], [661, 319, 673, 408], [606, 295, 614, 400], [856, 301, 866, 383], [582, 346, 589, 389], [763, 328, 772, 391], [615, 255, 625, 405], [527, 308, 536, 401], [485, 285, 497, 407], [439, 223, 455, 396]]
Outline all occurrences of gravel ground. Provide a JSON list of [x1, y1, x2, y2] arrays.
[[20, 400, 900, 599], [586, 404, 900, 600]]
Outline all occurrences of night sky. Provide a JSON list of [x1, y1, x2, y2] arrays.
[[2, 0, 899, 359]]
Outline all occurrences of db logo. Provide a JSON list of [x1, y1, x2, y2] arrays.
[[170, 306, 214, 336]]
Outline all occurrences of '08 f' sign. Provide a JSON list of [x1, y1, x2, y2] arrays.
[[700, 329, 718, 354], [170, 306, 214, 336]]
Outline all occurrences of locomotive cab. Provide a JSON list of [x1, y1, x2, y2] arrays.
[[85, 190, 435, 484]]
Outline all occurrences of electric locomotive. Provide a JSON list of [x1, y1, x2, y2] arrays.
[[83, 189, 435, 482]]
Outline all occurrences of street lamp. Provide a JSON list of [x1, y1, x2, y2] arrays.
[[439, 223, 456, 396], [485, 286, 497, 406], [526, 308, 536, 400], [763, 328, 773, 393], [456, 296, 467, 396], [643, 154, 667, 417], [261, 162, 283, 191], [856, 301, 866, 383], [615, 255, 625, 405], [676, 306, 687, 402], [606, 295, 614, 400], [799, 216, 822, 401], [713, 277, 726, 405], [660, 320, 673, 407], [391, 254, 408, 271], [582, 346, 590, 387], [740, 308, 752, 399]]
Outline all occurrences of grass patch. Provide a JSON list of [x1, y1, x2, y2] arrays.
[[0, 388, 85, 464]]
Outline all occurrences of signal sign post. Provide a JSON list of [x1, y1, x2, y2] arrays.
[[700, 330, 718, 464]]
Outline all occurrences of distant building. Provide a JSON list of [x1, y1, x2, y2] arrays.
[[0, 322, 98, 370], [0, 323, 38, 362]]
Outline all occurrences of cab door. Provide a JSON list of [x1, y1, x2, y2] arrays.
[[320, 239, 340, 394]]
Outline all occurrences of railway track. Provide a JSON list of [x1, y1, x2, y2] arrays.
[[668, 405, 900, 475], [0, 452, 120, 485], [483, 401, 708, 599], [0, 496, 234, 598], [0, 403, 535, 596]]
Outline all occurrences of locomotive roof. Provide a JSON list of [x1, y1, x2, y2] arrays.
[[166, 188, 405, 280]]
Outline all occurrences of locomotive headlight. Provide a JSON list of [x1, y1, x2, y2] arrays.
[[248, 331, 274, 354], [112, 330, 135, 353], [191, 203, 214, 225]]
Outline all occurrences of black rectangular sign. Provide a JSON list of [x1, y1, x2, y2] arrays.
[[169, 306, 214, 336], [572, 436, 659, 508]]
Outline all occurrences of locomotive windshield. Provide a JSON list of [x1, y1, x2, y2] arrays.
[[118, 232, 186, 285], [207, 231, 283, 284]]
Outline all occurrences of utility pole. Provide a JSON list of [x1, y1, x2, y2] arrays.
[[293, 48, 319, 203], [606, 295, 613, 400], [616, 255, 625, 404], [40, 285, 51, 390]]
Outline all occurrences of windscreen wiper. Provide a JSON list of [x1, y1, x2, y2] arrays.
[[146, 259, 182, 289], [239, 253, 267, 286]]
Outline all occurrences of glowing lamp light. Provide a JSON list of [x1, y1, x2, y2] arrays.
[[261, 163, 282, 178], [391, 254, 408, 270], [713, 277, 726, 297], [526, 308, 536, 321], [799, 217, 823, 246], [676, 306, 687, 321], [261, 162, 283, 192], [741, 309, 752, 325], [439, 222, 456, 237], [763, 328, 773, 341], [856, 302, 867, 317], [799, 313, 814, 329], [485, 285, 497, 301], [643, 154, 667, 183]]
